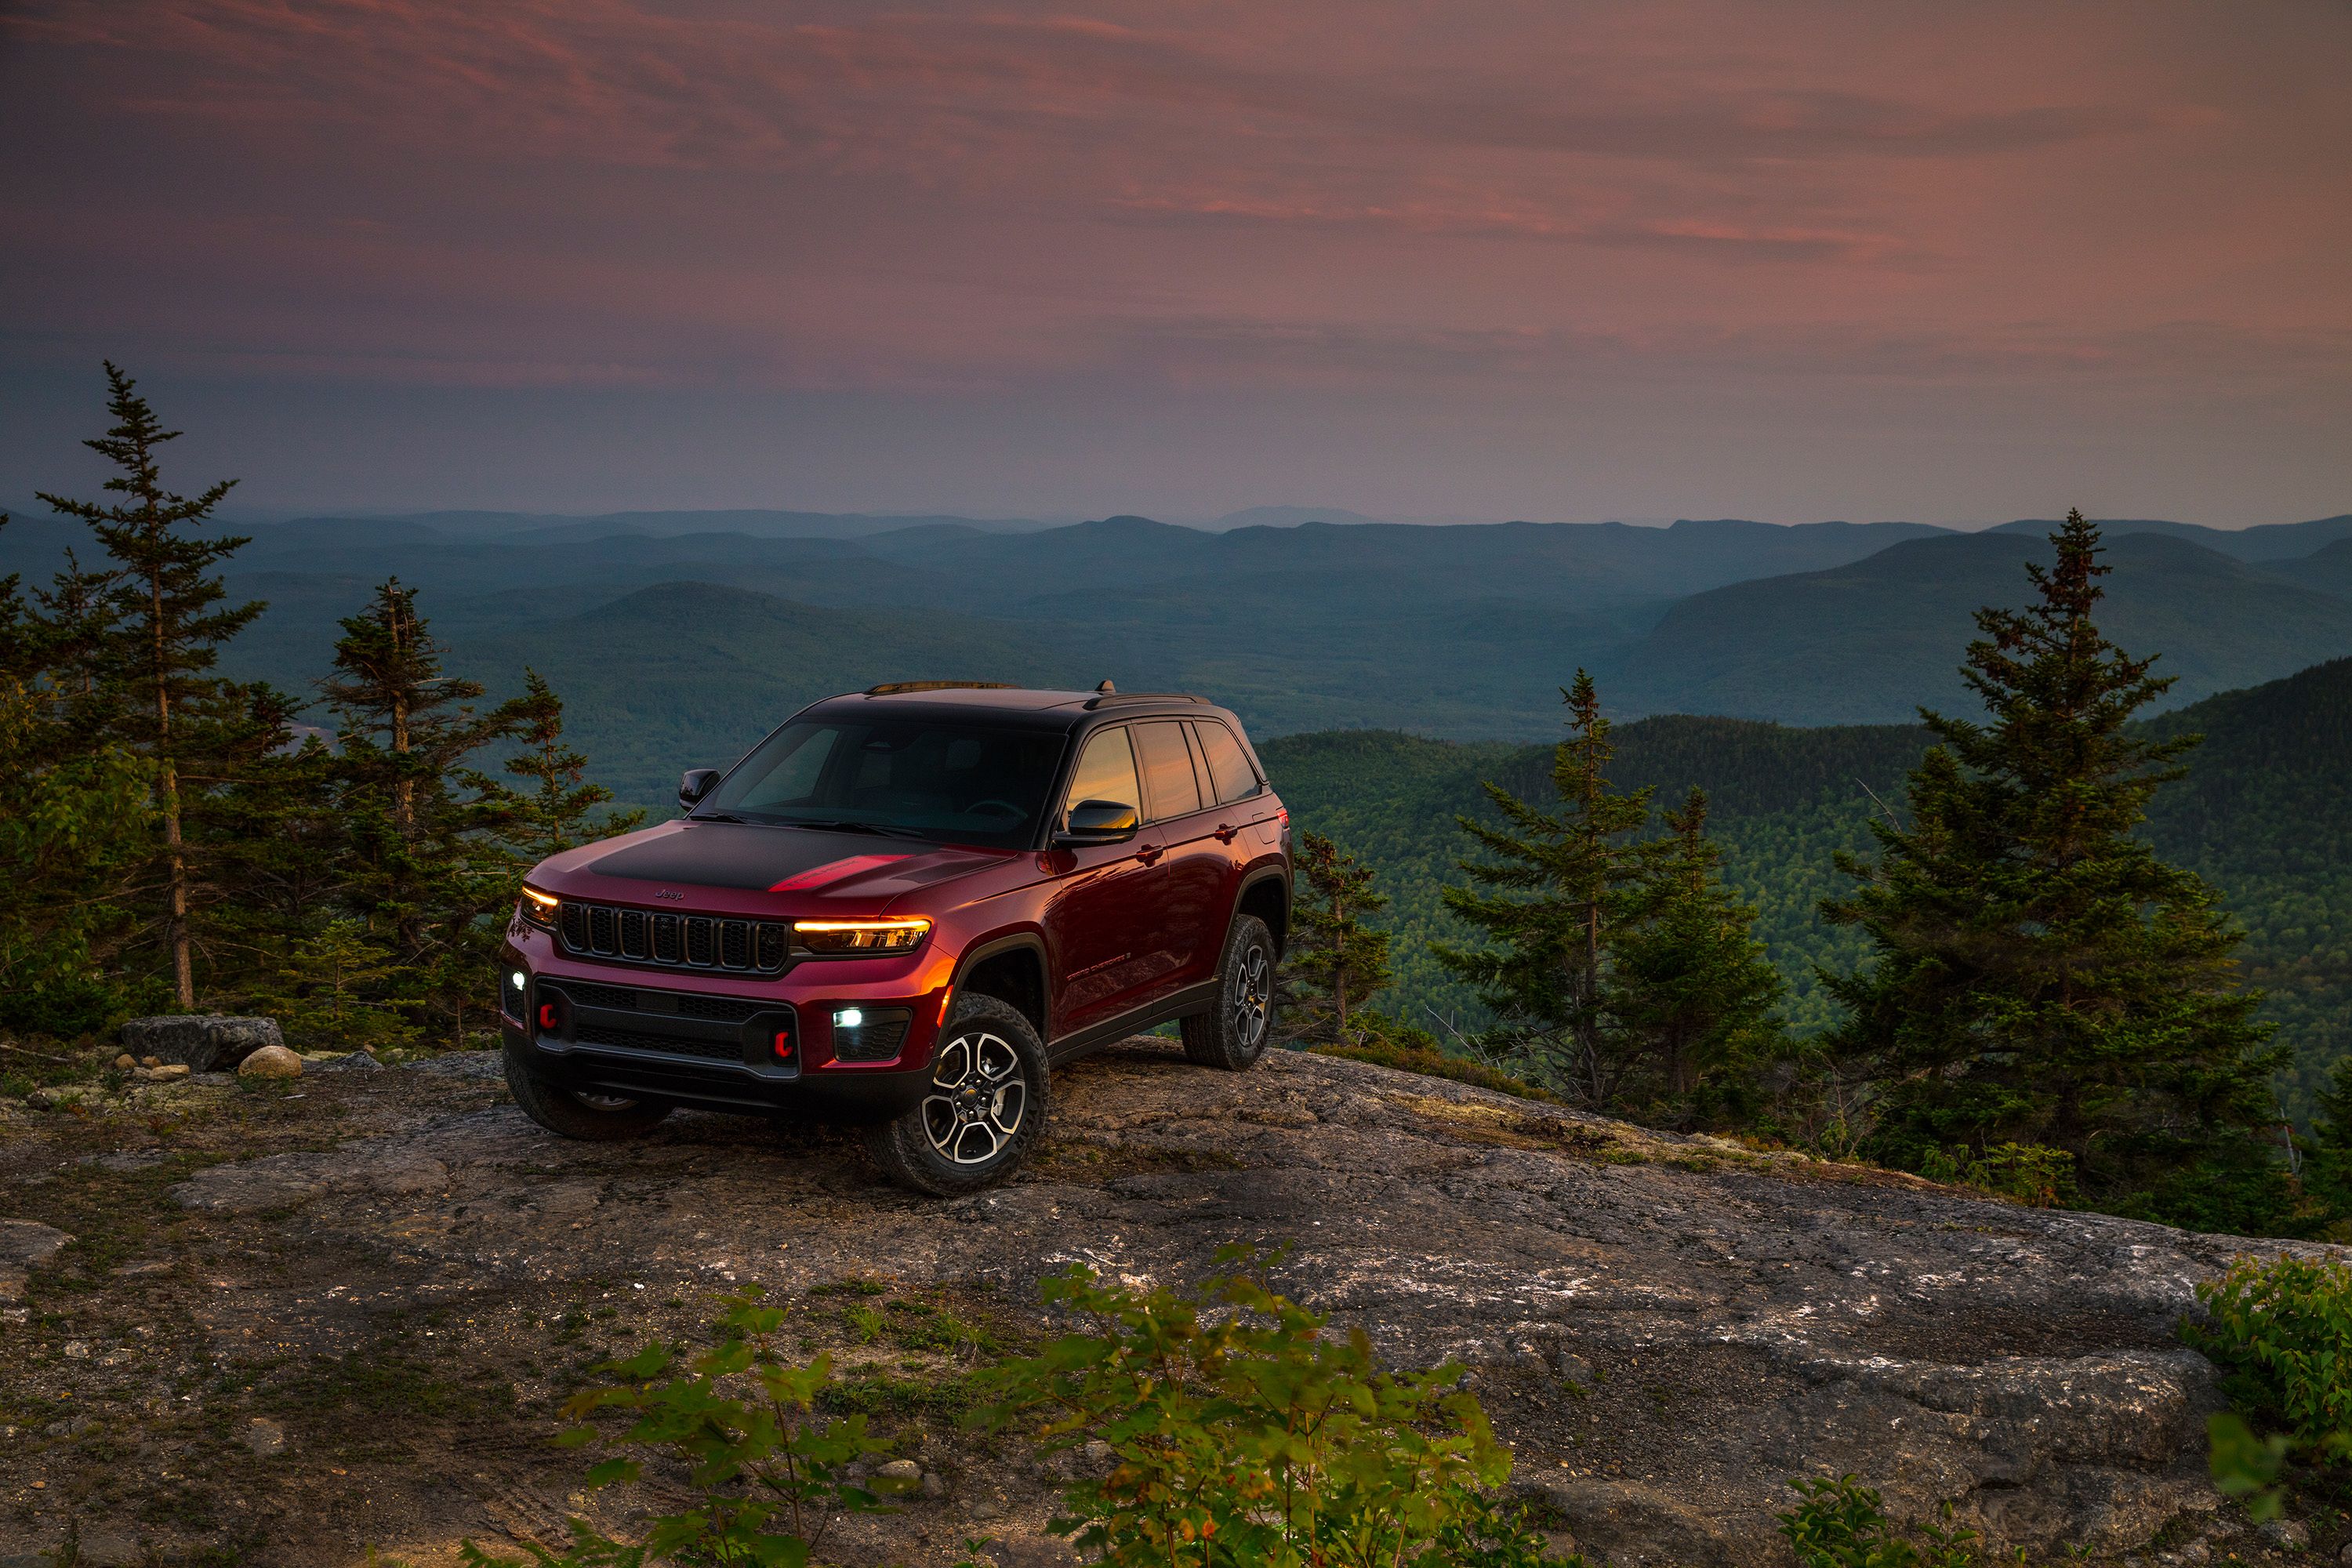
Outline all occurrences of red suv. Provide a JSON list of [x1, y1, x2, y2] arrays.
[[498, 683, 1291, 1193]]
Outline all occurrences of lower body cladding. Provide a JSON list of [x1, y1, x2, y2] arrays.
[[501, 967, 938, 1120]]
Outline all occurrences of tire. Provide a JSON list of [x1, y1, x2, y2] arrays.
[[1181, 913, 1275, 1070], [503, 1035, 673, 1141], [864, 993, 1049, 1197]]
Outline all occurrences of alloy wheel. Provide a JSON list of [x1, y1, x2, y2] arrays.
[[923, 1029, 1028, 1165], [1232, 943, 1271, 1048]]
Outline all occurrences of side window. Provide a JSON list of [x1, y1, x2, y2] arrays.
[[1134, 721, 1203, 820], [1192, 720, 1261, 804], [1062, 727, 1141, 828]]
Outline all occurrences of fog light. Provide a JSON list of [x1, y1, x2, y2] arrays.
[[510, 970, 526, 991], [835, 1007, 864, 1029]]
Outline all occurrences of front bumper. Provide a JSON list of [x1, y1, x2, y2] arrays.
[[498, 929, 948, 1120]]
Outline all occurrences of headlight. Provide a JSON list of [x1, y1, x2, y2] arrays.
[[518, 886, 559, 930], [793, 917, 930, 956]]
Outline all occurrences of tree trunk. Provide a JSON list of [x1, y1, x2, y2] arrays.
[[162, 759, 193, 1008], [148, 525, 194, 1009]]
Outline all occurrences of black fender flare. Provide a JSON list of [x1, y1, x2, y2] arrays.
[[1233, 864, 1293, 956], [948, 930, 1054, 1043]]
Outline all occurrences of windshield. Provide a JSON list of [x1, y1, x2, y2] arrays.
[[698, 718, 1065, 849]]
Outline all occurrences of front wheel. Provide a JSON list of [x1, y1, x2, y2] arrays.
[[503, 1036, 673, 1141], [1181, 913, 1275, 1070], [864, 993, 1050, 1196]]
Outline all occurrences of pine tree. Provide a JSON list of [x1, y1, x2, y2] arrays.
[[257, 918, 419, 1053], [321, 579, 532, 1044], [36, 364, 271, 1007], [1276, 832, 1395, 1047], [1438, 672, 1653, 1107], [0, 543, 157, 1036], [501, 668, 642, 861], [1821, 511, 2285, 1216], [1613, 789, 1785, 1121]]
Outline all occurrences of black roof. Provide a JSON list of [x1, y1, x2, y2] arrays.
[[797, 684, 1228, 735]]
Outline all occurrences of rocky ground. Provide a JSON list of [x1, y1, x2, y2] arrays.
[[0, 1040, 2332, 1567]]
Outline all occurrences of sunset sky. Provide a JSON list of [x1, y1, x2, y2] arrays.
[[3, 1, 2347, 524]]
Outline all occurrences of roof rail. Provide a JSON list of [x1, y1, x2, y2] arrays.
[[863, 681, 1022, 697], [1082, 691, 1210, 710]]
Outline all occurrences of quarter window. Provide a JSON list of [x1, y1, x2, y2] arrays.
[[1062, 727, 1142, 828], [1192, 720, 1261, 804], [1134, 721, 1203, 820]]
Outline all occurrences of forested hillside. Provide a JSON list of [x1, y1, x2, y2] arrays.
[[1262, 659, 2352, 1116], [1613, 532, 2352, 723], [14, 506, 2349, 764]]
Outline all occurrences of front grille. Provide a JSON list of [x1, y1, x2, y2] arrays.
[[558, 899, 789, 975], [575, 1022, 745, 1063], [564, 981, 639, 1010]]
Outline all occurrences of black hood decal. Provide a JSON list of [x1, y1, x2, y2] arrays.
[[586, 823, 909, 891]]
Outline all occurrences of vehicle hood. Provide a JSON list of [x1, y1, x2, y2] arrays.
[[543, 819, 1014, 899]]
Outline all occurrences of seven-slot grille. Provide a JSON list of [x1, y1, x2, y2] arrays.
[[557, 899, 788, 974]]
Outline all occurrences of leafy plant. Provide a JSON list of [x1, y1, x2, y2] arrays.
[[1918, 1142, 2077, 1209], [1777, 1475, 1980, 1568], [972, 1247, 1569, 1567], [2187, 1255, 2352, 1460], [463, 1286, 887, 1568]]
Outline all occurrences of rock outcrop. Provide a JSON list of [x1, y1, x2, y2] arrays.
[[118, 1014, 283, 1071], [4, 1039, 2310, 1565]]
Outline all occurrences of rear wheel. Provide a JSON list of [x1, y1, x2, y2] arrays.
[[503, 1036, 673, 1141], [865, 993, 1049, 1196], [1181, 913, 1275, 1070]]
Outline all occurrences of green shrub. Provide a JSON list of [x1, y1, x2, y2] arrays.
[[2188, 1254, 2352, 1451], [1777, 1475, 1980, 1568], [1918, 1142, 2078, 1209], [460, 1287, 887, 1568], [971, 1248, 1571, 1567], [2183, 1252, 2352, 1516]]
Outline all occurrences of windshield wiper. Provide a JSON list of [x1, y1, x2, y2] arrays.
[[689, 811, 756, 825], [784, 818, 931, 840]]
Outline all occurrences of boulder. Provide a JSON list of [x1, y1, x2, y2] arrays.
[[236, 1044, 304, 1080], [120, 1014, 282, 1072], [0, 1219, 72, 1301]]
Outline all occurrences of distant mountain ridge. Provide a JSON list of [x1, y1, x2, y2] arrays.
[[8, 503, 2350, 753]]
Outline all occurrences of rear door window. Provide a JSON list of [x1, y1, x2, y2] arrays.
[[1192, 720, 1261, 804], [1062, 727, 1142, 828], [1133, 721, 1203, 821]]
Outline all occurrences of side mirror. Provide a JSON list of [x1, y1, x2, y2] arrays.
[[679, 768, 722, 810], [1056, 798, 1139, 845]]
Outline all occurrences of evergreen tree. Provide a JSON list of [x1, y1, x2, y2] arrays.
[[1821, 511, 2285, 1216], [501, 667, 642, 860], [257, 918, 418, 1052], [1276, 832, 1395, 1047], [36, 363, 270, 1007], [0, 541, 157, 1036], [1438, 672, 1653, 1107], [321, 579, 532, 1044], [1613, 788, 1785, 1121]]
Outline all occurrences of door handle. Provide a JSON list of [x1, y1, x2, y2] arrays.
[[1134, 844, 1164, 865], [1214, 823, 1239, 844]]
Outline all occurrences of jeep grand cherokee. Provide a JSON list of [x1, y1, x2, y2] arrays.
[[498, 682, 1292, 1194]]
